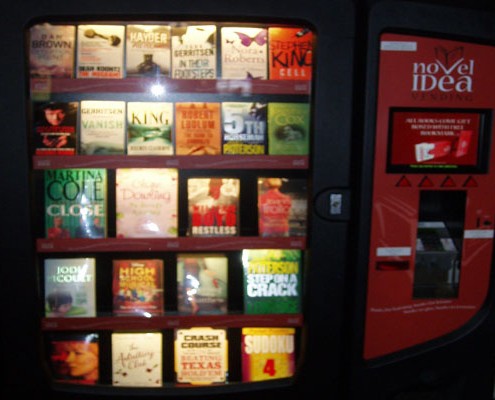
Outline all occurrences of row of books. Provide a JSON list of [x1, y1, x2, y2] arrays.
[[33, 100, 310, 156], [47, 327, 296, 386], [44, 250, 302, 318], [30, 23, 313, 80], [44, 169, 308, 239]]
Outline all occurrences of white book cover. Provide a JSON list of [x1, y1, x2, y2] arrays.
[[77, 24, 125, 79], [80, 100, 126, 155]]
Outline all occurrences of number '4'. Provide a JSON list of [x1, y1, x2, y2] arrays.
[[263, 359, 276, 376]]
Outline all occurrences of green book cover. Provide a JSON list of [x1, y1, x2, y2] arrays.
[[267, 102, 310, 155], [242, 249, 302, 314], [44, 168, 107, 238]]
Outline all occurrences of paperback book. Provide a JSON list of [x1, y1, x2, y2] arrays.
[[33, 101, 78, 156], [257, 177, 308, 237], [221, 102, 267, 155], [115, 168, 178, 238], [44, 168, 107, 239], [29, 23, 75, 78], [241, 327, 296, 382], [220, 27, 268, 80], [126, 24, 171, 77], [171, 24, 217, 79], [187, 177, 240, 237], [47, 333, 99, 385], [76, 24, 125, 79], [176, 253, 228, 315], [267, 102, 310, 155], [175, 102, 222, 155], [268, 27, 313, 80], [80, 100, 126, 155], [174, 327, 228, 384], [113, 259, 164, 316], [112, 332, 163, 387], [242, 249, 302, 314], [44, 257, 96, 317], [127, 102, 174, 155]]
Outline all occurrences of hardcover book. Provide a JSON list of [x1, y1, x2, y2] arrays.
[[241, 327, 296, 382], [116, 168, 178, 238], [187, 177, 240, 237], [112, 332, 163, 387], [221, 102, 267, 155], [220, 27, 268, 80], [44, 168, 107, 239], [175, 102, 222, 155], [112, 259, 164, 316], [47, 333, 99, 385], [76, 24, 125, 79], [242, 249, 302, 314], [176, 253, 228, 315], [80, 100, 126, 155], [174, 327, 228, 384], [258, 177, 308, 237], [268, 27, 313, 80], [29, 23, 75, 78], [33, 101, 78, 156], [267, 102, 310, 155], [126, 24, 171, 77], [171, 24, 217, 79], [44, 257, 96, 317], [126, 102, 174, 155]]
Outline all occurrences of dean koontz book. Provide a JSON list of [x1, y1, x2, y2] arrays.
[[220, 27, 268, 80], [76, 24, 125, 79], [187, 177, 240, 237], [177, 253, 228, 315], [127, 102, 174, 155], [112, 332, 162, 387], [29, 23, 75, 78], [44, 168, 107, 239], [242, 249, 302, 314], [112, 259, 164, 316], [267, 102, 310, 155], [221, 102, 267, 155], [126, 24, 171, 76], [171, 24, 217, 79], [241, 327, 296, 382], [44, 258, 96, 317], [174, 327, 228, 384], [116, 168, 178, 238], [80, 100, 126, 155]]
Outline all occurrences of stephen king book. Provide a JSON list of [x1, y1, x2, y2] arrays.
[[33, 101, 78, 156], [221, 102, 267, 155], [112, 332, 163, 387], [127, 102, 174, 155], [76, 24, 125, 79], [44, 168, 107, 239], [115, 168, 178, 238], [241, 327, 296, 382], [242, 249, 302, 314], [268, 27, 313, 80], [44, 258, 96, 318], [113, 259, 164, 316], [187, 177, 240, 237], [171, 24, 217, 79], [177, 253, 228, 315], [126, 24, 171, 77], [174, 327, 228, 384], [175, 102, 222, 155]]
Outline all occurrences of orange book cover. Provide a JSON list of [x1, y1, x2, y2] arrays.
[[268, 27, 313, 80], [175, 102, 221, 155]]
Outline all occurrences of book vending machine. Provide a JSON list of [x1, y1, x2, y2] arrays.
[[350, 1, 495, 399], [1, 0, 357, 398]]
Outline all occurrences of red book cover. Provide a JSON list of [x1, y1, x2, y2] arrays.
[[112, 259, 164, 316]]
